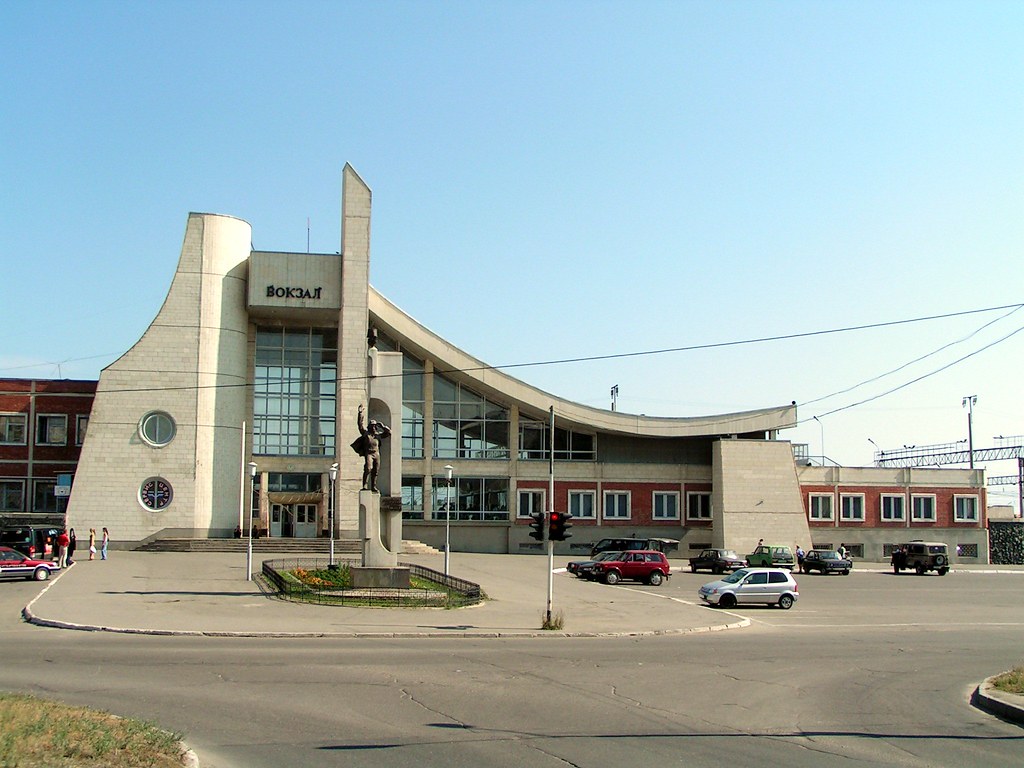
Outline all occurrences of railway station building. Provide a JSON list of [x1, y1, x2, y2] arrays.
[[64, 166, 989, 562]]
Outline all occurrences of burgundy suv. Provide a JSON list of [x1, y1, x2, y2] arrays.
[[590, 550, 672, 586]]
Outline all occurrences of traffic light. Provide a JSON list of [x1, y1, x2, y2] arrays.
[[549, 511, 573, 542], [528, 512, 546, 541]]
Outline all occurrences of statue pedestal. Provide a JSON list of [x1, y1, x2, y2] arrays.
[[359, 489, 401, 567], [351, 566, 410, 589]]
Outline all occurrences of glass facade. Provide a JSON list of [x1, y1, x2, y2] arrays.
[[518, 418, 595, 461], [402, 354, 425, 459], [430, 476, 509, 521], [401, 476, 425, 520], [253, 327, 337, 456], [432, 375, 510, 459]]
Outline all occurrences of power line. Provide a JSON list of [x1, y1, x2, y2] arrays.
[[450, 302, 1024, 376], [16, 302, 1023, 405], [800, 304, 1024, 408], [799, 322, 1024, 425]]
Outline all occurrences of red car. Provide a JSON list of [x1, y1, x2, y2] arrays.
[[0, 546, 62, 581], [589, 550, 672, 586]]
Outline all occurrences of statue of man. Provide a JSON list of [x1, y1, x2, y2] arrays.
[[352, 404, 391, 492]]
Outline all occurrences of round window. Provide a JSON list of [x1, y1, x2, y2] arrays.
[[139, 411, 176, 447], [140, 477, 173, 510]]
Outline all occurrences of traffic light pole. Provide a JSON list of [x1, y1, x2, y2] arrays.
[[547, 405, 555, 626]]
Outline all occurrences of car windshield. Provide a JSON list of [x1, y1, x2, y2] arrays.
[[821, 550, 840, 558], [722, 569, 749, 584], [928, 545, 946, 554], [596, 551, 622, 561], [720, 550, 739, 558]]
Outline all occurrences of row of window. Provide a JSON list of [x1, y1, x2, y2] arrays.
[[400, 475, 712, 522], [808, 493, 979, 523], [519, 489, 711, 521], [0, 413, 89, 447], [0, 479, 60, 512]]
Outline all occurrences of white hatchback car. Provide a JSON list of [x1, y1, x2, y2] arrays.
[[698, 567, 798, 609]]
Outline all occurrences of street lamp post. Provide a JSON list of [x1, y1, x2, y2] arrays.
[[328, 463, 338, 569], [813, 416, 825, 466], [444, 464, 454, 575], [246, 461, 257, 581], [962, 395, 977, 469]]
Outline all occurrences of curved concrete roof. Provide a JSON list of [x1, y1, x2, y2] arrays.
[[369, 288, 797, 438]]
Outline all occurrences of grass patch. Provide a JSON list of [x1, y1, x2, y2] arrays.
[[292, 565, 351, 588], [991, 666, 1024, 695], [271, 561, 484, 608], [0, 692, 185, 767], [541, 610, 565, 630]]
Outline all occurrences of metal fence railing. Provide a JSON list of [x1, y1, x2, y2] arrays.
[[260, 557, 483, 608]]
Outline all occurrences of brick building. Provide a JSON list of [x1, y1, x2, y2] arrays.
[[0, 379, 96, 525]]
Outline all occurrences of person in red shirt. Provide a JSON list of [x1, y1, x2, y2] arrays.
[[56, 530, 70, 568]]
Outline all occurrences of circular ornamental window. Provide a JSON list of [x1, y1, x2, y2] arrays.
[[139, 411, 176, 447], [140, 477, 173, 511]]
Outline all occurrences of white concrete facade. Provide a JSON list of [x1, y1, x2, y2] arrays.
[[69, 213, 251, 542]]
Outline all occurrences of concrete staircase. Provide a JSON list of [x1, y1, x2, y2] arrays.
[[135, 538, 442, 556]]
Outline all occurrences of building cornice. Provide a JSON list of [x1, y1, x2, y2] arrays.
[[368, 287, 797, 438]]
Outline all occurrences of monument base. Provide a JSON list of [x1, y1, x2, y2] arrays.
[[351, 566, 411, 589]]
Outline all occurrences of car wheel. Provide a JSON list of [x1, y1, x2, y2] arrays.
[[648, 571, 664, 586], [719, 593, 737, 609], [33, 567, 50, 581], [778, 594, 794, 610], [934, 554, 947, 567], [916, 564, 926, 576], [938, 567, 949, 576], [841, 569, 850, 575], [712, 564, 723, 575], [604, 570, 621, 585]]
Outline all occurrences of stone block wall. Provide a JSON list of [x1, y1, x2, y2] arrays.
[[989, 521, 1024, 564]]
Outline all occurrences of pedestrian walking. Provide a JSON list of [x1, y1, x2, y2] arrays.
[[101, 527, 110, 560], [67, 528, 77, 564], [88, 528, 96, 560], [56, 530, 70, 568]]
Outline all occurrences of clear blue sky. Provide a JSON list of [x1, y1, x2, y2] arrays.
[[2, 1, 1021, 505]]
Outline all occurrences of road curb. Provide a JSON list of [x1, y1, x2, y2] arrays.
[[21, 605, 750, 639], [972, 674, 1024, 725]]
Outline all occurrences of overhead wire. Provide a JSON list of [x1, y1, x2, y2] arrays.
[[801, 322, 1024, 424], [37, 301, 1023, 396], [799, 303, 1024, 409], [5, 303, 1023, 434]]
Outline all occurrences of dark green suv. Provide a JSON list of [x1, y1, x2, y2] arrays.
[[892, 541, 949, 575]]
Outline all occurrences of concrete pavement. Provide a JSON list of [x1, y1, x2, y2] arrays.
[[19, 551, 1024, 727], [22, 550, 749, 638]]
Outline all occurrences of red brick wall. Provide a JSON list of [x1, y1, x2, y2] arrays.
[[515, 480, 709, 527], [801, 483, 986, 529]]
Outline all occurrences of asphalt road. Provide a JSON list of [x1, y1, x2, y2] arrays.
[[2, 567, 1023, 767]]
